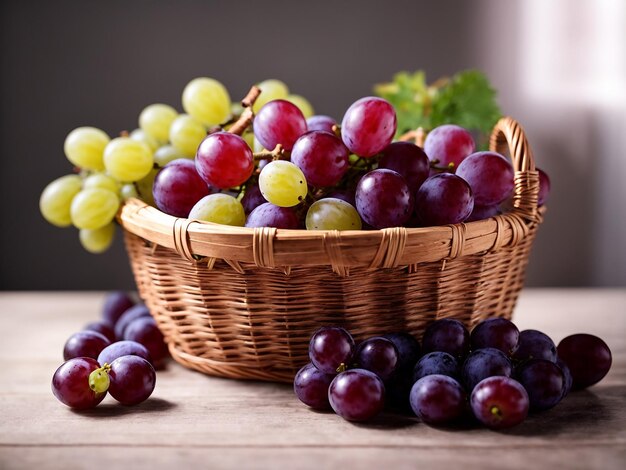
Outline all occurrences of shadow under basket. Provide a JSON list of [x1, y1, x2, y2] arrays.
[[119, 117, 545, 383]]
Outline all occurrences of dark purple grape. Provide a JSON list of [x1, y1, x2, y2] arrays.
[[471, 376, 529, 429], [307, 115, 337, 133], [353, 337, 399, 381], [414, 173, 474, 226], [293, 363, 334, 410], [462, 348, 513, 392], [413, 352, 459, 382], [456, 152, 514, 206], [291, 131, 349, 187], [241, 183, 265, 214], [538, 168, 550, 206], [108, 356, 156, 406], [83, 321, 116, 343], [379, 141, 430, 192], [410, 374, 467, 425], [123, 317, 169, 368], [556, 357, 573, 399], [341, 97, 396, 157], [384, 374, 414, 412], [63, 331, 111, 361], [153, 159, 212, 217], [195, 132, 254, 189], [466, 204, 500, 222], [470, 318, 519, 356], [355, 169, 413, 229], [101, 291, 134, 326], [98, 340, 152, 366], [423, 124, 476, 168], [328, 369, 385, 421], [513, 330, 557, 363], [382, 332, 421, 373], [323, 189, 356, 207], [422, 319, 470, 358], [114, 304, 151, 340], [52, 357, 106, 409], [245, 202, 300, 229], [516, 359, 564, 411], [557, 334, 612, 389], [254, 99, 307, 151], [309, 326, 355, 375]]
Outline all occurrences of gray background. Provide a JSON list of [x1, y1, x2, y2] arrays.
[[1, 0, 624, 289]]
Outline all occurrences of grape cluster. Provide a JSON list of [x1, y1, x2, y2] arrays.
[[294, 320, 612, 429], [52, 291, 169, 409]]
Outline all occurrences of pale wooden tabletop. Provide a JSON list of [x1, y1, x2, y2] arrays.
[[0, 289, 624, 470]]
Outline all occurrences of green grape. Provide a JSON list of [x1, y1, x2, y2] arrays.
[[88, 366, 110, 392], [70, 188, 120, 230], [188, 194, 245, 226], [154, 145, 188, 167], [39, 175, 83, 227], [79, 222, 116, 254], [130, 128, 159, 153], [253, 79, 290, 113], [135, 167, 158, 206], [169, 114, 207, 157], [83, 173, 119, 194], [64, 127, 110, 171], [242, 131, 255, 151], [139, 103, 178, 143], [103, 137, 153, 182], [287, 94, 314, 118], [120, 184, 139, 200], [305, 198, 362, 231], [258, 160, 307, 207], [182, 77, 231, 126]]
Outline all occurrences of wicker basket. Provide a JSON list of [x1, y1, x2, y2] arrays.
[[118, 116, 543, 383]]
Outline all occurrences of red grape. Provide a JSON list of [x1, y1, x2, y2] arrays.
[[355, 169, 413, 229], [195, 132, 254, 189], [414, 173, 474, 226], [470, 318, 519, 356], [293, 363, 334, 410], [153, 158, 211, 217], [353, 337, 399, 381], [456, 152, 514, 206], [98, 340, 152, 367], [101, 291, 134, 326], [123, 317, 169, 368], [466, 204, 500, 222], [410, 374, 467, 425], [254, 100, 307, 151], [329, 369, 385, 421], [245, 202, 300, 229], [83, 321, 116, 343], [52, 357, 106, 409], [379, 141, 430, 192], [471, 376, 529, 429], [413, 352, 459, 382], [557, 334, 612, 389], [422, 319, 470, 358], [423, 124, 475, 168], [309, 326, 355, 375], [462, 348, 513, 392], [341, 97, 396, 157], [114, 303, 151, 340], [306, 115, 337, 133], [291, 131, 349, 187], [108, 355, 156, 406], [512, 330, 557, 363], [516, 359, 564, 411], [63, 331, 111, 361], [538, 168, 551, 206], [241, 183, 265, 214]]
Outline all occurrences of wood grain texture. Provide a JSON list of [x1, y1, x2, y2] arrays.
[[0, 290, 624, 470]]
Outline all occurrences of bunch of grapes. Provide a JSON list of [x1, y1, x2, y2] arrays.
[[294, 320, 612, 429], [52, 291, 169, 409]]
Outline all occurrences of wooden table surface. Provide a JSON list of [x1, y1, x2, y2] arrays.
[[0, 289, 624, 469]]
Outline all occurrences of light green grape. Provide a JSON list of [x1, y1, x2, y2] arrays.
[[258, 160, 307, 207], [182, 77, 231, 126], [70, 188, 120, 230], [169, 114, 207, 157], [139, 103, 178, 143], [79, 222, 116, 254], [188, 194, 245, 226], [39, 175, 83, 227], [287, 94, 314, 118], [135, 167, 158, 206], [120, 183, 139, 200], [154, 145, 188, 167], [103, 137, 153, 182], [83, 173, 119, 194], [88, 367, 110, 392], [130, 128, 159, 153], [305, 198, 362, 231], [64, 127, 110, 171], [242, 132, 255, 152], [253, 79, 290, 113]]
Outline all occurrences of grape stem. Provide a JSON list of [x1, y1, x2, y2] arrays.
[[399, 127, 427, 147], [241, 86, 262, 108], [429, 159, 456, 172], [253, 144, 287, 162]]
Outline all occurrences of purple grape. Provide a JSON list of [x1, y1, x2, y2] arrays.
[[241, 183, 265, 214], [341, 97, 397, 157], [63, 331, 111, 361], [123, 317, 169, 368], [101, 291, 134, 326], [291, 131, 349, 187], [516, 359, 564, 411], [114, 304, 151, 340], [557, 334, 612, 389], [98, 340, 152, 366], [153, 159, 212, 217], [422, 319, 470, 358], [323, 189, 355, 207], [462, 348, 513, 392], [382, 332, 421, 373], [413, 352, 459, 382], [328, 369, 385, 421], [307, 115, 337, 133], [293, 363, 334, 410], [195, 132, 254, 189], [410, 374, 467, 425], [466, 204, 500, 222], [254, 100, 307, 151], [423, 124, 476, 168], [309, 326, 355, 375], [108, 355, 156, 406], [470, 318, 519, 356], [456, 152, 514, 206], [52, 357, 106, 409], [471, 376, 529, 429], [513, 329, 557, 363], [245, 202, 300, 229], [83, 321, 115, 343], [379, 142, 430, 192], [355, 169, 413, 229], [556, 357, 573, 399], [538, 168, 550, 206], [353, 337, 399, 381], [414, 173, 474, 226]]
